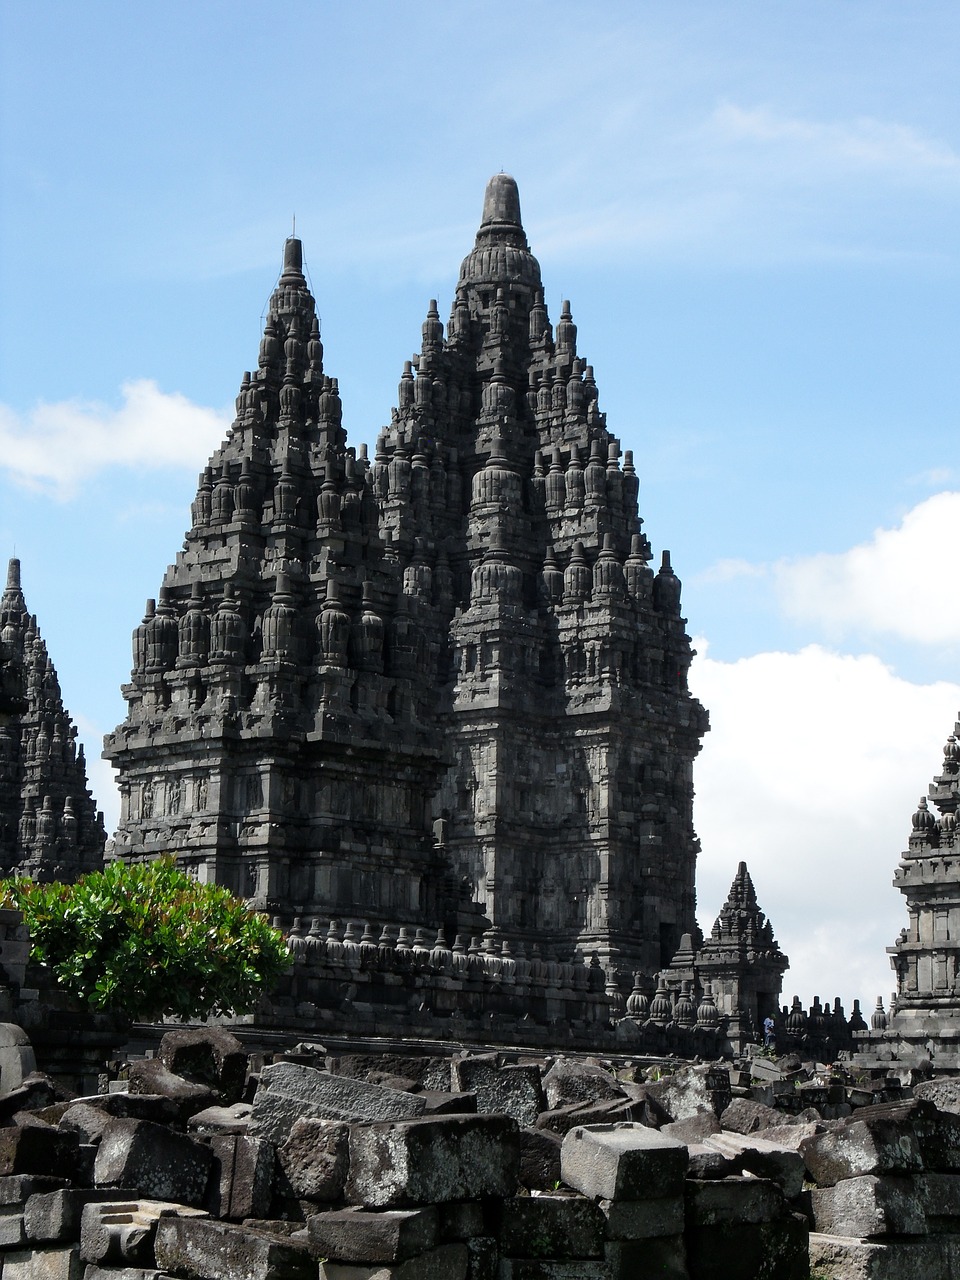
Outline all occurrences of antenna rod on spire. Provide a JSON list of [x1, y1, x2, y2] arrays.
[[292, 214, 296, 237]]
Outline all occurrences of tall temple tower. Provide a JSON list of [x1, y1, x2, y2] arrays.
[[0, 560, 106, 879], [104, 175, 708, 976]]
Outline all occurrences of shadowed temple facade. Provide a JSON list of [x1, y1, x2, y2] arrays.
[[103, 175, 713, 985]]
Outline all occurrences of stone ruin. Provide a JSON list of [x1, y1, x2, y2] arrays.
[[0, 1009, 956, 1280]]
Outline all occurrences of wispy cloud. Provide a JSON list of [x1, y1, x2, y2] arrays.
[[0, 381, 231, 500]]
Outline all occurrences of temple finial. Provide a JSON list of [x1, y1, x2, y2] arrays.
[[281, 235, 303, 280], [481, 173, 523, 229], [6, 559, 20, 591]]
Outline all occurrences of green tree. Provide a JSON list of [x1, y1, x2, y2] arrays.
[[1, 857, 289, 1021]]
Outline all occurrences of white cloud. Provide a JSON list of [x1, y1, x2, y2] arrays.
[[775, 491, 960, 644], [691, 641, 960, 1011], [710, 103, 960, 177], [0, 381, 231, 500]]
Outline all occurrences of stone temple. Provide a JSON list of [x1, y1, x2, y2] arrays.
[[0, 560, 105, 878], [103, 174, 711, 984]]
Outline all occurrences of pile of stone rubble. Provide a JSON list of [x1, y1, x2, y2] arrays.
[[0, 1029, 960, 1279]]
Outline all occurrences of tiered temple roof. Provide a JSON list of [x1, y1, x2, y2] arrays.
[[0, 560, 105, 879], [104, 175, 709, 980]]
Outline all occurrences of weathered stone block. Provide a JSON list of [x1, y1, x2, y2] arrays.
[[537, 1098, 643, 1137], [719, 1097, 783, 1135], [187, 1102, 252, 1134], [93, 1119, 213, 1207], [346, 1114, 520, 1208], [497, 1194, 605, 1259], [0, 1023, 37, 1096], [0, 1175, 69, 1204], [155, 1215, 314, 1280], [307, 1206, 437, 1263], [809, 1231, 956, 1280], [127, 1059, 216, 1120], [24, 1188, 126, 1243], [560, 1124, 687, 1202], [498, 1263, 612, 1280], [57, 1102, 113, 1144], [438, 1200, 486, 1242], [317, 1242, 469, 1280], [542, 1061, 625, 1111], [599, 1196, 684, 1240], [645, 1065, 730, 1123], [810, 1174, 926, 1238], [80, 1198, 206, 1267], [420, 1091, 478, 1115], [276, 1117, 349, 1203], [921, 1170, 960, 1229], [519, 1126, 562, 1190], [604, 1237, 688, 1280], [660, 1112, 721, 1144], [701, 1132, 805, 1199], [0, 1127, 78, 1179], [250, 1062, 425, 1144], [800, 1098, 960, 1186], [684, 1177, 785, 1227], [157, 1027, 247, 1103], [205, 1133, 272, 1220], [685, 1214, 808, 1280], [452, 1058, 544, 1127], [0, 1202, 26, 1246], [1, 1245, 84, 1280]]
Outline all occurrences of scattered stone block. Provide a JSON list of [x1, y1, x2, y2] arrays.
[[157, 1027, 247, 1103], [809, 1174, 926, 1238], [497, 1262, 612, 1279], [560, 1124, 687, 1202], [317, 1241, 469, 1280], [645, 1065, 730, 1123], [437, 1200, 485, 1242], [0, 1024, 37, 1096], [685, 1177, 785, 1227], [809, 1232, 956, 1280], [126, 1060, 216, 1120], [519, 1127, 562, 1191], [701, 1132, 805, 1199], [187, 1102, 252, 1134], [0, 1202, 26, 1246], [346, 1114, 519, 1208], [307, 1206, 438, 1262], [57, 1103, 112, 1144], [599, 1196, 684, 1240], [276, 1117, 350, 1203], [799, 1101, 930, 1186], [419, 1091, 477, 1115], [250, 1063, 425, 1144], [1, 1245, 84, 1280], [914, 1078, 960, 1116], [497, 1194, 605, 1259], [542, 1061, 625, 1111], [93, 1119, 214, 1207], [719, 1097, 783, 1135], [0, 1127, 78, 1179], [536, 1098, 642, 1137], [452, 1057, 544, 1127], [80, 1198, 207, 1267], [685, 1214, 808, 1280], [921, 1171, 960, 1229], [0, 1175, 68, 1205], [205, 1134, 272, 1220], [604, 1236, 687, 1280], [155, 1215, 314, 1280], [24, 1188, 126, 1243], [661, 1112, 721, 1143]]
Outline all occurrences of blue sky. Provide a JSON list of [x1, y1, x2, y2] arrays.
[[3, 1, 960, 1009]]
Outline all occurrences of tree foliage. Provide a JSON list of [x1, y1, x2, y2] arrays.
[[0, 857, 289, 1022]]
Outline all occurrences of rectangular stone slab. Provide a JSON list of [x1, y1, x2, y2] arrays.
[[497, 1194, 605, 1259], [346, 1114, 519, 1208], [560, 1123, 687, 1202], [307, 1206, 437, 1263], [250, 1062, 425, 1143], [155, 1216, 314, 1280], [809, 1174, 926, 1237]]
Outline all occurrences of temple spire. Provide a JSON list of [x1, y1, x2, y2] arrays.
[[480, 173, 523, 231]]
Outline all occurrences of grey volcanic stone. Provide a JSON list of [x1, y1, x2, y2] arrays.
[[205, 1134, 272, 1221], [685, 1177, 785, 1227], [127, 1059, 216, 1121], [542, 1060, 626, 1110], [519, 1126, 562, 1190], [80, 1198, 207, 1267], [0, 1128, 78, 1179], [307, 1206, 438, 1263], [155, 1215, 313, 1280], [1, 1245, 85, 1280], [560, 1123, 687, 1202], [157, 1027, 247, 1103], [809, 1174, 926, 1237], [93, 1119, 213, 1207], [799, 1100, 944, 1186], [498, 1194, 605, 1259], [701, 1132, 805, 1199], [347, 1114, 520, 1208], [451, 1057, 544, 1127], [317, 1243, 469, 1280], [720, 1096, 783, 1135], [277, 1118, 350, 1203], [24, 1189, 123, 1243], [250, 1062, 425, 1144]]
